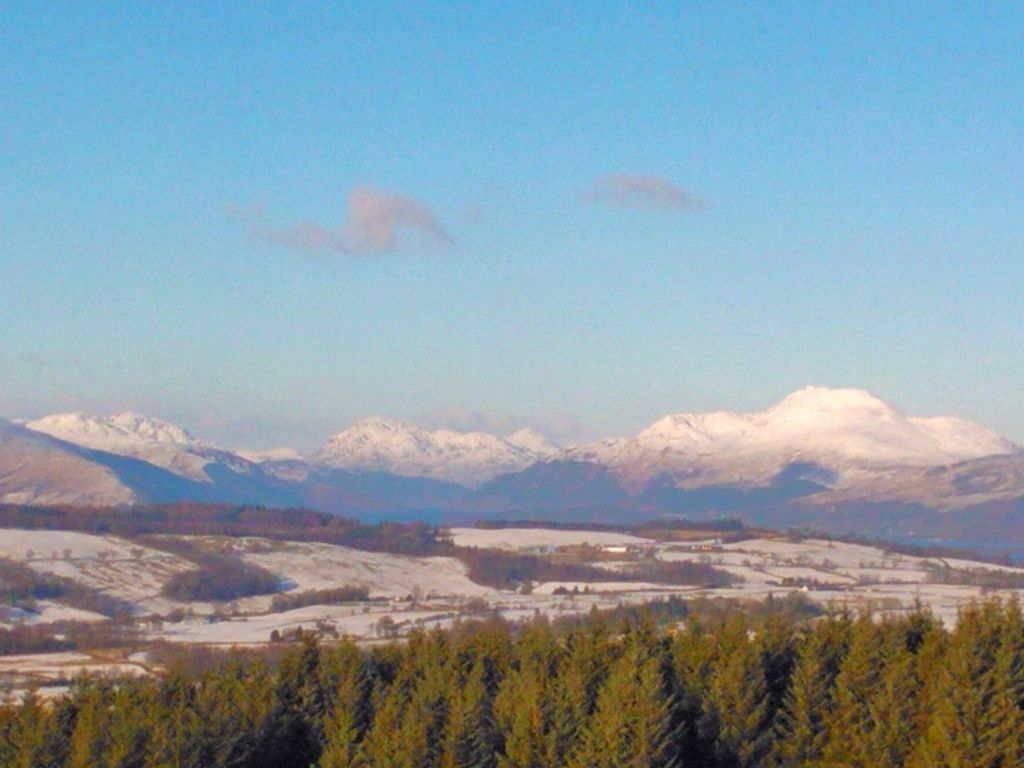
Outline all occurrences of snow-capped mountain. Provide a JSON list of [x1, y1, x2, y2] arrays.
[[314, 417, 557, 486], [4, 387, 1023, 544], [505, 428, 561, 456], [311, 388, 1017, 492], [569, 386, 1018, 489], [24, 411, 249, 483], [0, 417, 136, 506], [26, 412, 205, 452]]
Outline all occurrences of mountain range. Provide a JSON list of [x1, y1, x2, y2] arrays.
[[3, 387, 1023, 550]]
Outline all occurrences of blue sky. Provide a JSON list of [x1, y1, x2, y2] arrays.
[[1, 2, 1021, 449]]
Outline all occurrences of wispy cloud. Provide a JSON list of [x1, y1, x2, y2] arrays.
[[237, 187, 456, 256], [583, 173, 705, 211], [266, 220, 345, 253], [348, 187, 455, 252]]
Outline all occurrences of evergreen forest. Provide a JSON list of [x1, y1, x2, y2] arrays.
[[2, 598, 1023, 768]]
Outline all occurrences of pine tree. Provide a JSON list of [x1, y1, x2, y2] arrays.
[[976, 634, 1024, 767], [569, 639, 678, 768], [4, 692, 57, 768], [443, 658, 500, 768], [703, 617, 772, 768], [860, 629, 922, 768], [906, 601, 1005, 768], [103, 682, 153, 768], [319, 694, 361, 768], [195, 659, 274, 768], [254, 633, 327, 768], [356, 663, 441, 768], [393, 684, 434, 768], [669, 618, 717, 761], [319, 651, 372, 768], [545, 623, 610, 767], [773, 614, 849, 766], [819, 614, 885, 766], [145, 673, 203, 768], [355, 679, 409, 768], [68, 681, 110, 768], [495, 663, 549, 768], [757, 615, 797, 726]]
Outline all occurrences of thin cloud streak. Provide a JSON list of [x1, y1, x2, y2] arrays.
[[240, 187, 456, 256], [583, 173, 705, 211]]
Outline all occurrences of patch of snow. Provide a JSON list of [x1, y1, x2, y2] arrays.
[[447, 527, 653, 551], [235, 538, 498, 599], [152, 604, 461, 646], [532, 581, 681, 594], [0, 529, 195, 611], [0, 652, 151, 689], [0, 600, 109, 628]]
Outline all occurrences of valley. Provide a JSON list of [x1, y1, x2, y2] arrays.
[[3, 512, 1024, 701]]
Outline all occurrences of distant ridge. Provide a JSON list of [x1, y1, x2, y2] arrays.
[[568, 386, 1016, 488], [314, 417, 558, 486], [2, 388, 1023, 548]]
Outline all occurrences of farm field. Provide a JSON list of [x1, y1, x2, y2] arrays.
[[2, 523, 1023, 693]]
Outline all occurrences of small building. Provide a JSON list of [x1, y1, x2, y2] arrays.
[[684, 539, 724, 553]]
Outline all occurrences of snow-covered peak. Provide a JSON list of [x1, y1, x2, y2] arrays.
[[23, 411, 231, 482], [505, 428, 561, 455], [764, 386, 901, 424], [315, 418, 551, 486], [586, 386, 1018, 487], [26, 411, 204, 451], [0, 417, 137, 506], [635, 411, 756, 449]]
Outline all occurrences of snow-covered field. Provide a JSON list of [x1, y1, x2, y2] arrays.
[[447, 526, 653, 551], [233, 538, 497, 599], [0, 650, 154, 704], [2, 524, 1024, 698], [0, 600, 108, 629], [0, 526, 1022, 662], [0, 529, 195, 614]]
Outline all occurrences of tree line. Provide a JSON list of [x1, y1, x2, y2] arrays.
[[0, 504, 445, 556], [2, 597, 1023, 767], [455, 549, 735, 592], [0, 558, 132, 619]]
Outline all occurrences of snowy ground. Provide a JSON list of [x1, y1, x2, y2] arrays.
[[230, 538, 497, 599], [136, 531, 1024, 646], [447, 527, 653, 551], [0, 600, 108, 629], [0, 528, 194, 614], [0, 651, 153, 704], [0, 526, 1022, 661]]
